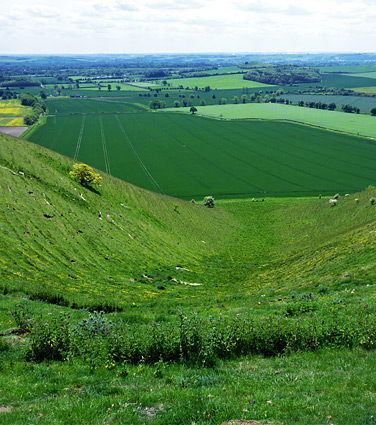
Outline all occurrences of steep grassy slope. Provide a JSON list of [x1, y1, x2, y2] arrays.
[[2, 135, 376, 424], [0, 132, 236, 311]]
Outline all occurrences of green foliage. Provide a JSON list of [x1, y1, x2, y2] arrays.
[[13, 305, 376, 368], [26, 313, 71, 362], [204, 196, 215, 208], [244, 65, 321, 85], [11, 304, 34, 333], [371, 107, 376, 116], [69, 163, 102, 186]]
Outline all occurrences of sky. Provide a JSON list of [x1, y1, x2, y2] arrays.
[[0, 0, 375, 54]]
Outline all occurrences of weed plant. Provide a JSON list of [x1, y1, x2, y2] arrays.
[[16, 303, 376, 369]]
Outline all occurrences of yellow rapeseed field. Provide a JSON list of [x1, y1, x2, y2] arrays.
[[0, 100, 30, 124]]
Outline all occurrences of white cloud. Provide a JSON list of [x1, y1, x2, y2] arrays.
[[0, 0, 374, 53]]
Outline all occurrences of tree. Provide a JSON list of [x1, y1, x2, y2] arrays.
[[328, 103, 336, 111], [233, 96, 239, 104], [116, 85, 121, 91], [40, 91, 47, 99], [190, 106, 197, 114], [69, 164, 102, 186], [371, 107, 376, 116], [108, 84, 112, 92], [241, 95, 247, 104], [204, 196, 215, 208]]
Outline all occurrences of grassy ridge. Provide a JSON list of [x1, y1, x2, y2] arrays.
[[0, 132, 236, 311]]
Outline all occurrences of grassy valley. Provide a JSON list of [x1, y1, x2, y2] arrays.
[[1, 129, 376, 424], [1, 54, 376, 425]]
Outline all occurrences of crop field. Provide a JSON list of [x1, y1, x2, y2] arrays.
[[318, 73, 376, 89], [75, 82, 147, 91], [280, 94, 376, 114], [347, 71, 376, 79], [172, 102, 376, 138], [318, 64, 376, 73], [166, 73, 274, 90], [354, 87, 376, 94], [45, 98, 146, 115], [27, 112, 376, 199], [0, 117, 24, 126], [0, 99, 30, 116]]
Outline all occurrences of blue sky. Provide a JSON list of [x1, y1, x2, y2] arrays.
[[0, 0, 375, 54]]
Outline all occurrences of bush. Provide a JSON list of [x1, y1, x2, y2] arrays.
[[69, 163, 102, 186], [204, 196, 215, 208], [371, 197, 376, 205]]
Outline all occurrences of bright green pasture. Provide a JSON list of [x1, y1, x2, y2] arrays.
[[170, 103, 376, 138], [347, 71, 376, 79], [60, 88, 146, 98], [45, 98, 146, 115], [27, 112, 376, 199], [78, 83, 147, 92], [354, 87, 376, 94], [166, 73, 274, 90], [281, 94, 376, 114], [318, 64, 376, 73], [318, 73, 376, 89]]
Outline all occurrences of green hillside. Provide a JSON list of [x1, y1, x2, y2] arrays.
[[0, 132, 238, 311], [1, 134, 376, 424]]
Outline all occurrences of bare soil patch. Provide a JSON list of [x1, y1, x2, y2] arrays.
[[0, 126, 28, 137]]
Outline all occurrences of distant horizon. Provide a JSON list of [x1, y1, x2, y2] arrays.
[[1, 51, 376, 57]]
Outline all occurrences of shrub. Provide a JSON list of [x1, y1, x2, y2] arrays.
[[204, 196, 215, 208], [11, 304, 34, 333], [370, 197, 376, 206], [26, 313, 70, 362], [69, 163, 102, 186]]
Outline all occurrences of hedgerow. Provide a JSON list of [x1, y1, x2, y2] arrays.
[[13, 304, 376, 367]]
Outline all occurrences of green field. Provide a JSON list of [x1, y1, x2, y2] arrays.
[[280, 94, 376, 114], [318, 73, 376, 89], [45, 98, 146, 115], [170, 103, 376, 138], [27, 112, 376, 199], [347, 71, 376, 79], [318, 64, 376, 73], [166, 73, 274, 90], [354, 87, 376, 94]]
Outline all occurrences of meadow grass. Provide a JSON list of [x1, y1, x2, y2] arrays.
[[166, 74, 274, 90], [2, 130, 376, 423], [346, 72, 376, 79], [353, 87, 376, 94], [167, 102, 376, 138], [280, 94, 376, 114]]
